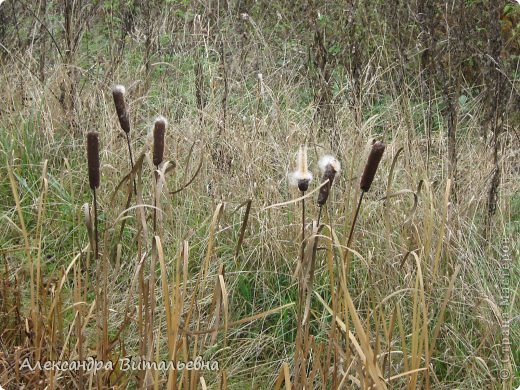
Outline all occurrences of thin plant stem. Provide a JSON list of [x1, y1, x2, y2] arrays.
[[148, 165, 159, 370], [346, 190, 364, 249], [294, 191, 306, 387], [317, 205, 323, 227], [125, 132, 137, 195], [298, 204, 324, 386], [300, 194, 306, 264], [301, 220, 324, 385], [93, 189, 99, 262], [153, 167, 158, 233], [92, 187, 103, 386], [339, 190, 365, 382]]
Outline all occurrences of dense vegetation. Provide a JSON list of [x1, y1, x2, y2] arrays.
[[0, 1, 519, 388]]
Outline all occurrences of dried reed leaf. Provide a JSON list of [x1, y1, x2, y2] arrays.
[[218, 274, 229, 335], [262, 180, 328, 211], [234, 199, 252, 258], [155, 236, 174, 354], [429, 264, 460, 355], [184, 302, 294, 336], [273, 362, 292, 390]]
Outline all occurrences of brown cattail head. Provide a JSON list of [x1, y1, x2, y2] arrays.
[[297, 179, 310, 192], [317, 155, 341, 206], [112, 85, 130, 134], [360, 141, 385, 192], [153, 116, 167, 167], [86, 132, 100, 189]]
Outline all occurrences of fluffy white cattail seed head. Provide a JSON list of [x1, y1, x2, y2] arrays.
[[317, 154, 341, 206], [112, 84, 126, 95], [289, 144, 313, 191], [318, 154, 341, 175]]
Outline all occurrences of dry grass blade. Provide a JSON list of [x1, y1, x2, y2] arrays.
[[155, 236, 174, 354], [343, 288, 388, 389], [387, 367, 428, 382], [234, 199, 252, 258], [7, 164, 34, 313], [385, 147, 404, 197], [409, 251, 429, 388], [1, 6, 517, 388], [302, 222, 324, 325], [170, 140, 203, 195], [379, 189, 419, 226], [274, 362, 292, 390], [314, 292, 366, 363], [202, 203, 225, 277], [218, 274, 229, 336], [262, 180, 328, 211], [429, 264, 461, 355], [109, 152, 146, 205], [48, 245, 88, 318], [183, 303, 295, 336], [210, 272, 223, 345], [199, 376, 208, 390]]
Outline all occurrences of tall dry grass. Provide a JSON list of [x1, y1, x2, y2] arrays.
[[0, 2, 519, 389]]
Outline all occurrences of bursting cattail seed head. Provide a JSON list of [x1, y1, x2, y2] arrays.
[[317, 155, 341, 206], [153, 116, 167, 167], [289, 144, 313, 192], [360, 141, 385, 192], [112, 85, 130, 134], [318, 155, 341, 176], [86, 132, 100, 189]]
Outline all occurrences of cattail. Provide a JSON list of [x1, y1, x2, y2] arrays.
[[290, 144, 313, 192], [112, 85, 130, 134], [87, 132, 100, 189], [317, 155, 341, 206], [153, 116, 167, 167], [360, 141, 385, 192]]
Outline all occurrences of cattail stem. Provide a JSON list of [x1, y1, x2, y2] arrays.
[[294, 191, 306, 387], [317, 205, 323, 227], [93, 189, 99, 261], [346, 190, 364, 249], [300, 221, 324, 385], [148, 116, 166, 370], [300, 194, 306, 264], [153, 168, 158, 233], [126, 133, 137, 195], [295, 180, 325, 384]]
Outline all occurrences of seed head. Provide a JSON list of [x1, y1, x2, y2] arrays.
[[360, 141, 385, 192], [289, 144, 313, 192], [318, 155, 341, 176], [317, 155, 341, 206], [153, 116, 167, 167], [86, 132, 100, 189], [112, 85, 130, 134]]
